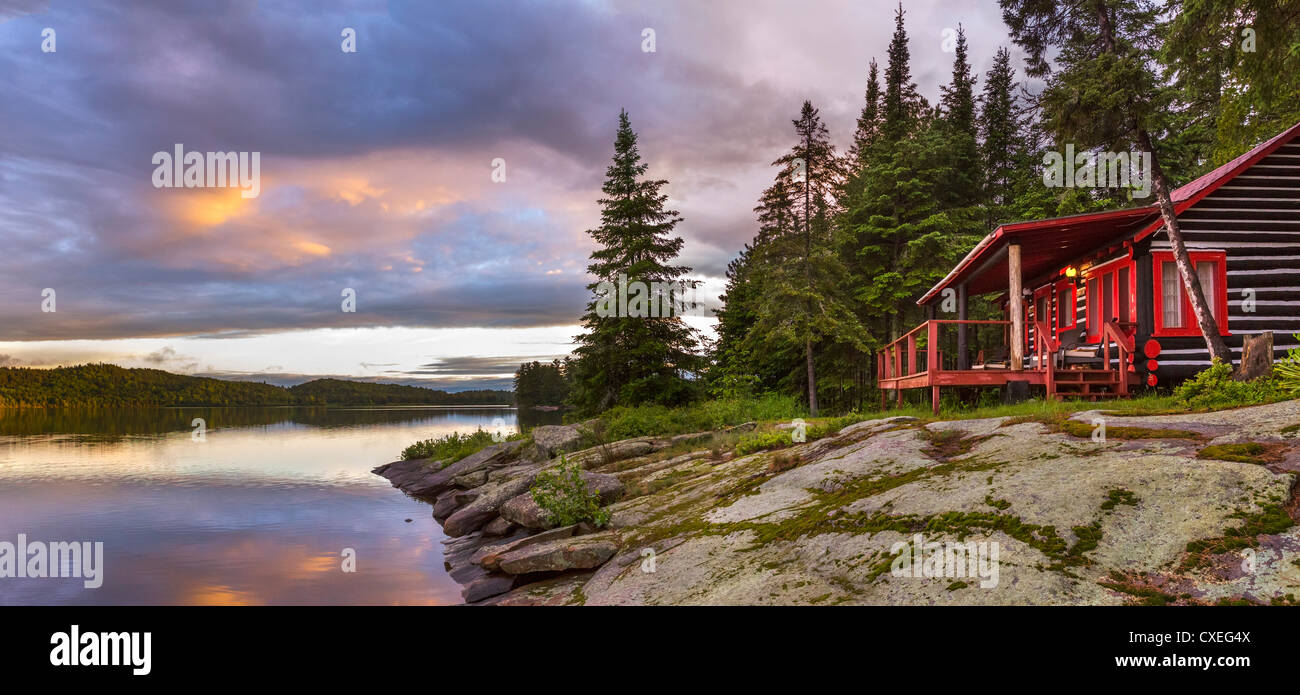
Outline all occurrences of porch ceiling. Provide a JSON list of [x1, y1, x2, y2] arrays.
[[920, 205, 1160, 303]]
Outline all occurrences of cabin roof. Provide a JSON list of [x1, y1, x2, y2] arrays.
[[918, 119, 1300, 305]]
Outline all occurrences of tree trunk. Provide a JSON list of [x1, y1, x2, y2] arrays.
[[805, 337, 819, 417], [1136, 129, 1234, 364], [802, 133, 818, 417]]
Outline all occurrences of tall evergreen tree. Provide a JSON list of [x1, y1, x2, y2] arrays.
[[743, 102, 865, 416], [848, 59, 883, 168], [999, 0, 1233, 363], [978, 46, 1021, 228], [880, 3, 926, 143], [841, 5, 970, 344], [711, 243, 769, 397], [569, 110, 701, 414], [938, 25, 982, 209]]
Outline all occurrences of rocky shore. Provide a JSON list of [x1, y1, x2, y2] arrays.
[[375, 401, 1300, 605]]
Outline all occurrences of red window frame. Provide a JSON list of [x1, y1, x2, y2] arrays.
[[1055, 280, 1077, 331], [1152, 250, 1230, 337], [1084, 259, 1137, 343]]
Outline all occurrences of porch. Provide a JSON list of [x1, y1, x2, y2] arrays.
[[877, 318, 1139, 415]]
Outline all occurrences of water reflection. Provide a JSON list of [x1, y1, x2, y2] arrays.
[[0, 407, 518, 605]]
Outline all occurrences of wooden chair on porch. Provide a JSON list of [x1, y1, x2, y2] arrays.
[[971, 346, 1009, 370]]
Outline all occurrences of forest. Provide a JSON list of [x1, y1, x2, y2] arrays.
[[0, 364, 513, 407]]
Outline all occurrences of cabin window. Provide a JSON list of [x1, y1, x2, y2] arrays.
[[1197, 262, 1220, 323], [1117, 267, 1131, 323], [1102, 276, 1114, 325], [1152, 251, 1230, 337], [1084, 260, 1136, 342], [1161, 261, 1183, 327], [1086, 278, 1099, 338], [1056, 283, 1076, 331]]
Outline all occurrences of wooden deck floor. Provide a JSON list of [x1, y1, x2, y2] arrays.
[[880, 367, 1139, 413]]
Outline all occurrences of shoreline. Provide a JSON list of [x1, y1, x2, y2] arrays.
[[377, 400, 1300, 605]]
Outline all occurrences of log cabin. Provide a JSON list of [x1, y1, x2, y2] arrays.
[[879, 120, 1300, 413]]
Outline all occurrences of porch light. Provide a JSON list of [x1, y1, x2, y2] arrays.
[[1065, 266, 1078, 278]]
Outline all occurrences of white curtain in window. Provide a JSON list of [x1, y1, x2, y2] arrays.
[[1161, 261, 1183, 327], [1197, 261, 1219, 322]]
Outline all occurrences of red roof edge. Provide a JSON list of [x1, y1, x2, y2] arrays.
[[918, 205, 1155, 305], [1134, 119, 1300, 242], [920, 118, 1300, 305]]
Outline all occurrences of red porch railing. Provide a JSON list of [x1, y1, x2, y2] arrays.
[[1101, 319, 1137, 397], [876, 320, 1011, 412], [877, 318, 1137, 413]]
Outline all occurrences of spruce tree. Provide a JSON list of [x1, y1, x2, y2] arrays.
[[978, 46, 1023, 228], [938, 25, 982, 209], [743, 102, 865, 416], [880, 3, 925, 143], [569, 110, 701, 414], [847, 59, 882, 168], [842, 5, 967, 343]]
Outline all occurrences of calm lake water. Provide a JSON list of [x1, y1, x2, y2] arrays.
[[0, 406, 532, 605]]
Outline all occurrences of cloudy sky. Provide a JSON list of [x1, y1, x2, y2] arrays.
[[0, 0, 1019, 390]]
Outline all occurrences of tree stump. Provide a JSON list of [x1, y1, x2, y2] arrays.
[[1234, 332, 1274, 381]]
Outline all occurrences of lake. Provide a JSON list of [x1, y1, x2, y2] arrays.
[[0, 406, 541, 605]]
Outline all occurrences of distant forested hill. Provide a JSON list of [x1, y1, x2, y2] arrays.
[[0, 364, 513, 407], [287, 378, 513, 406]]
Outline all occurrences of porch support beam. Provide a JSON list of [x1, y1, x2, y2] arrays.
[[956, 284, 969, 370], [1009, 243, 1024, 372]]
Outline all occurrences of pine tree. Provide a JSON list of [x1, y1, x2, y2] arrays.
[[938, 25, 982, 209], [880, 3, 926, 144], [841, 5, 966, 342], [569, 110, 702, 414], [743, 102, 865, 416], [710, 244, 764, 397], [847, 59, 882, 168], [978, 46, 1020, 228]]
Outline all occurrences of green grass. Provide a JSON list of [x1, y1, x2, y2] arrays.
[[400, 429, 524, 464], [565, 363, 1297, 456], [588, 394, 806, 441], [872, 391, 1187, 423]]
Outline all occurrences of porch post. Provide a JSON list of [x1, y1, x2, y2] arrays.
[[957, 284, 969, 370], [1008, 243, 1024, 372]]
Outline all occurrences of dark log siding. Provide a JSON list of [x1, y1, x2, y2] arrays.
[[1143, 139, 1300, 380]]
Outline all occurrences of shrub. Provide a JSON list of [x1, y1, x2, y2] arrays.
[[734, 430, 793, 456], [1172, 360, 1285, 411], [400, 429, 519, 464], [594, 394, 806, 440], [1276, 334, 1300, 397], [530, 458, 609, 528], [767, 451, 801, 474], [807, 412, 866, 439]]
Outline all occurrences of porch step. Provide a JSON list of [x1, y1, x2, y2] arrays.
[[1051, 368, 1137, 400]]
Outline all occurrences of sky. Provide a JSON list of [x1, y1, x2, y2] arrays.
[[0, 0, 1020, 391]]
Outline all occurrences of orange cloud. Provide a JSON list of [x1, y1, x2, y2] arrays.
[[171, 187, 257, 227]]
